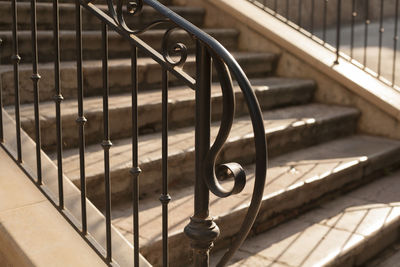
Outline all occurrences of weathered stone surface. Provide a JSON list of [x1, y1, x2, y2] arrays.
[[12, 77, 314, 150], [211, 170, 400, 267], [0, 1, 192, 31], [0, 52, 277, 105], [110, 135, 400, 266], [0, 28, 239, 63], [54, 103, 358, 204], [2, 0, 399, 265]]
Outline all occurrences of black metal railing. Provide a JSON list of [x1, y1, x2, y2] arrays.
[[0, 0, 267, 266], [250, 0, 400, 90]]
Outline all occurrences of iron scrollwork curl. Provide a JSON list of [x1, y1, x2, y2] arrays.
[[104, 0, 190, 67], [202, 53, 247, 198], [161, 26, 188, 68], [78, 0, 267, 265], [199, 48, 267, 267], [126, 0, 142, 16], [105, 0, 170, 34]]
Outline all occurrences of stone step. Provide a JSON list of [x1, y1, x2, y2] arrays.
[[365, 241, 400, 267], [210, 167, 400, 267], [0, 51, 278, 105], [109, 135, 400, 266], [0, 1, 184, 31], [12, 77, 315, 150], [0, 28, 239, 63], [52, 103, 359, 206]]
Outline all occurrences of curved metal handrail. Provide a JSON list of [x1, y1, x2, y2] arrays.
[[80, 0, 268, 265]]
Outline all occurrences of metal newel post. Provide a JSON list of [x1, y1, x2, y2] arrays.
[[184, 40, 220, 266]]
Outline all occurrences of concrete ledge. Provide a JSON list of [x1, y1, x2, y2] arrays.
[[180, 0, 400, 139], [212, 0, 400, 119], [0, 147, 106, 266], [0, 109, 151, 267]]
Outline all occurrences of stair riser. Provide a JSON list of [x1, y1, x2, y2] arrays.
[[0, 30, 238, 64], [0, 1, 188, 31], [19, 83, 313, 151], [140, 145, 400, 267], [0, 54, 276, 105], [82, 111, 358, 207]]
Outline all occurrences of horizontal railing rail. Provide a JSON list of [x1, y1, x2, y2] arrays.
[[0, 0, 268, 266], [249, 0, 399, 91]]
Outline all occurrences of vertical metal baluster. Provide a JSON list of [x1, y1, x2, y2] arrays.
[[160, 69, 171, 267], [101, 22, 113, 263], [31, 0, 42, 183], [75, 0, 87, 234], [263, 0, 266, 9], [364, 0, 370, 67], [11, 0, 22, 163], [298, 0, 302, 27], [311, 0, 315, 34], [130, 45, 141, 267], [274, 0, 278, 13], [53, 0, 64, 208], [0, 39, 3, 143], [335, 0, 342, 64], [378, 0, 384, 76], [350, 0, 356, 58], [184, 41, 219, 267], [323, 0, 328, 42], [393, 0, 399, 85]]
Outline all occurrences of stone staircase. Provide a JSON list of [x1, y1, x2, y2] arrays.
[[1, 0, 400, 266]]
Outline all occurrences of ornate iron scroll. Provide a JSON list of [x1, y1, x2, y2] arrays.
[[79, 0, 267, 265]]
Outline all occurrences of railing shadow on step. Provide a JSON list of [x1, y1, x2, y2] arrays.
[[249, 0, 400, 91], [0, 0, 267, 266]]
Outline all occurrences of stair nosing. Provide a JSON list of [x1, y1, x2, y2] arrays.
[[108, 134, 400, 266], [60, 103, 359, 178], [0, 51, 277, 70], [48, 102, 360, 210]]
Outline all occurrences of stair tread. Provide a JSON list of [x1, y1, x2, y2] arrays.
[[110, 134, 400, 255], [0, 28, 239, 63], [55, 103, 358, 182], [0, 2, 201, 30], [1, 51, 276, 70], [211, 168, 400, 267], [13, 77, 314, 123], [0, 28, 238, 35], [1, 51, 278, 105], [0, 2, 190, 10], [0, 3, 200, 11], [0, 2, 200, 19], [1, 0, 396, 266], [0, 28, 239, 42], [8, 76, 314, 155]]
